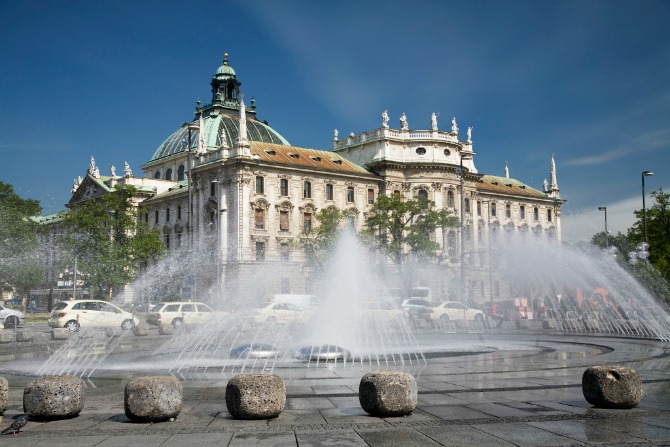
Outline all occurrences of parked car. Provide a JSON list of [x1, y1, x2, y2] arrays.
[[147, 301, 217, 328], [254, 302, 313, 324], [400, 298, 432, 312], [48, 300, 139, 332], [429, 301, 486, 322], [363, 302, 405, 320], [0, 304, 26, 328]]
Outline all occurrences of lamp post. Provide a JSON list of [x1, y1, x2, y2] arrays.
[[182, 120, 200, 250], [457, 153, 471, 304], [597, 207, 608, 248], [211, 178, 222, 300]]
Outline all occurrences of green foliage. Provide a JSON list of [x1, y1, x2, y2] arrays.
[[300, 207, 349, 271], [59, 185, 164, 299], [627, 188, 670, 281], [363, 195, 459, 270], [0, 181, 44, 295]]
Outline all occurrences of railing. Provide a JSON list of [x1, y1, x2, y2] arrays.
[[333, 128, 459, 149]]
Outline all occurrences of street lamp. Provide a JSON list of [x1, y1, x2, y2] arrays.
[[182, 119, 200, 250], [457, 153, 472, 304], [597, 207, 608, 248], [642, 171, 653, 245], [211, 178, 222, 300]]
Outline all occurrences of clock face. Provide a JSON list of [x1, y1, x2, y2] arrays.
[[455, 167, 462, 175]]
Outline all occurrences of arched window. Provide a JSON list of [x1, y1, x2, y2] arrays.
[[165, 169, 173, 181], [177, 165, 185, 181], [418, 189, 428, 199], [154, 171, 161, 179]]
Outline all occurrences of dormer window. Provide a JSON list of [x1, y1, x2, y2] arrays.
[[265, 150, 276, 156], [333, 159, 343, 164], [310, 156, 322, 162], [289, 153, 299, 159]]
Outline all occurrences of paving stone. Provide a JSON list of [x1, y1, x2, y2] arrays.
[[356, 427, 443, 446], [161, 433, 234, 446], [297, 430, 368, 446], [228, 431, 297, 446], [417, 425, 517, 446], [420, 404, 492, 420], [94, 434, 172, 447], [474, 421, 580, 446]]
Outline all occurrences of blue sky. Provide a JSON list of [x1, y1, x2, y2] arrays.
[[1, 0, 668, 242]]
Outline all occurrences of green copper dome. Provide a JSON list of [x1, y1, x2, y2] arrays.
[[149, 114, 290, 162]]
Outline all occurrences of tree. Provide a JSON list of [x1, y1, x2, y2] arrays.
[[363, 195, 460, 272], [59, 185, 165, 300], [628, 188, 670, 281], [0, 181, 44, 301], [300, 207, 349, 272]]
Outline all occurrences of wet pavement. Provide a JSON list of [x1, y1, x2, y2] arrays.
[[1, 325, 669, 446]]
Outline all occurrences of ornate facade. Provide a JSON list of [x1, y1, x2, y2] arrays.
[[46, 54, 564, 305]]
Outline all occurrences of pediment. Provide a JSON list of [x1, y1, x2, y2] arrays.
[[68, 175, 111, 206]]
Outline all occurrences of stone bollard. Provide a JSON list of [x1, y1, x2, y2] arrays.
[[0, 329, 14, 343], [0, 376, 7, 415], [515, 319, 530, 329], [158, 323, 174, 335], [16, 330, 34, 342], [359, 370, 417, 417], [582, 366, 642, 409], [24, 376, 85, 420], [51, 328, 70, 340], [125, 376, 182, 422], [542, 319, 557, 330], [132, 322, 149, 336], [563, 319, 579, 330], [226, 373, 285, 419], [626, 320, 641, 332]]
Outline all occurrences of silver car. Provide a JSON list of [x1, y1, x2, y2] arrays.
[[0, 304, 25, 328]]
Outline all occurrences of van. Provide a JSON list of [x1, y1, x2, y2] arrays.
[[262, 294, 320, 309], [409, 287, 432, 303]]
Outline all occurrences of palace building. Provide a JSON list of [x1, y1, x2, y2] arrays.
[[38, 54, 564, 307]]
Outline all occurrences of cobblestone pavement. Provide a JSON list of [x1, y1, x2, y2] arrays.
[[0, 326, 669, 446]]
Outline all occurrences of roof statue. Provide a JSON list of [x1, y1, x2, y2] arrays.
[[333, 129, 339, 140], [505, 161, 509, 178], [71, 176, 82, 194], [88, 156, 100, 178], [431, 113, 438, 131], [124, 161, 132, 177], [543, 179, 549, 192], [548, 153, 560, 198], [219, 120, 229, 148], [400, 113, 408, 130], [110, 165, 117, 177], [451, 117, 458, 134], [467, 126, 473, 142], [382, 110, 389, 128]]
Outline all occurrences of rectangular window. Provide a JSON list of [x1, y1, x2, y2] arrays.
[[164, 233, 170, 249], [505, 204, 511, 218], [447, 191, 454, 208], [464, 198, 470, 213], [177, 205, 182, 220], [255, 176, 264, 194], [255, 208, 265, 229], [491, 203, 497, 217], [477, 201, 481, 216], [279, 211, 289, 231], [255, 241, 265, 261], [303, 181, 312, 199], [326, 183, 334, 201], [166, 207, 170, 222], [367, 188, 374, 204], [210, 181, 216, 197], [280, 179, 289, 196], [520, 205, 525, 219], [393, 190, 401, 199], [303, 213, 312, 232], [155, 210, 159, 224], [534, 207, 539, 221], [280, 244, 289, 261], [547, 208, 553, 222], [176, 232, 182, 247], [347, 187, 355, 203]]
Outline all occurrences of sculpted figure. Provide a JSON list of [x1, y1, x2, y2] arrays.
[[400, 113, 408, 130], [124, 161, 132, 177], [431, 113, 438, 131], [382, 110, 389, 128], [467, 126, 472, 142], [451, 117, 458, 133]]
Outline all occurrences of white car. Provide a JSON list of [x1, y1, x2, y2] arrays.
[[147, 301, 217, 328], [429, 301, 486, 322], [254, 302, 313, 324], [0, 304, 25, 328], [48, 300, 139, 332]]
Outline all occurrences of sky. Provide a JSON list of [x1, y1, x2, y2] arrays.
[[1, 0, 668, 242]]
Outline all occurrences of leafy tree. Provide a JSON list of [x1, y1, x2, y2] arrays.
[[627, 188, 670, 281], [300, 207, 349, 272], [0, 181, 44, 301], [59, 185, 164, 300], [363, 195, 459, 272]]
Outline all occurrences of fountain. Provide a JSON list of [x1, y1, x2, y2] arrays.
[[1, 226, 669, 381]]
